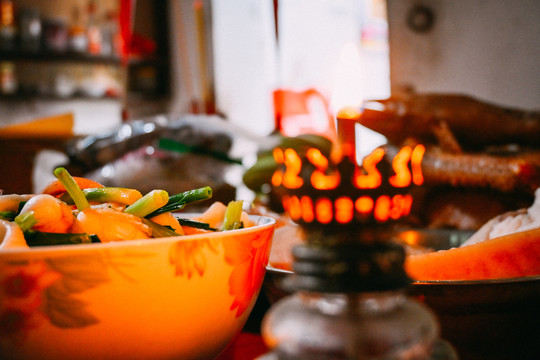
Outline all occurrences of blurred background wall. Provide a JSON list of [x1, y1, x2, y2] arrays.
[[387, 0, 540, 110]]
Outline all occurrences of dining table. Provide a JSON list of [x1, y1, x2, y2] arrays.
[[216, 332, 268, 360]]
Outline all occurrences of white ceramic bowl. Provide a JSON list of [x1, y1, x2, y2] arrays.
[[0, 214, 275, 360]]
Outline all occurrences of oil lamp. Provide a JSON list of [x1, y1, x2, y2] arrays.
[[259, 108, 457, 359]]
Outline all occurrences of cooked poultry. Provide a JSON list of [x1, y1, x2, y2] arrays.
[[360, 93, 540, 151], [358, 92, 540, 230], [383, 144, 540, 194]]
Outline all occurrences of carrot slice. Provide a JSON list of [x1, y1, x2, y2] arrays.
[[42, 177, 104, 197], [405, 227, 540, 281]]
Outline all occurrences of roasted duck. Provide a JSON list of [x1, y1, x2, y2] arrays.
[[384, 144, 540, 195], [361, 93, 540, 151], [359, 93, 540, 230]]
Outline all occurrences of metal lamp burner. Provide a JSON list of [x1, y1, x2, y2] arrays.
[[258, 109, 458, 360]]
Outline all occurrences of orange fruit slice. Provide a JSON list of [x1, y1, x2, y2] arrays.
[[405, 227, 540, 281]]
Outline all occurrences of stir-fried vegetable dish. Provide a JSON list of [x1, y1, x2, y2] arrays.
[[0, 167, 251, 248]]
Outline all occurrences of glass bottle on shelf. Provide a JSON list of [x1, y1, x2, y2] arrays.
[[0, 61, 17, 95], [18, 8, 42, 53], [69, 6, 88, 54], [43, 17, 69, 53], [0, 0, 16, 52], [100, 10, 117, 57], [86, 0, 102, 55]]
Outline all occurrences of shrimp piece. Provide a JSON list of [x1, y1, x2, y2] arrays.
[[0, 194, 33, 212], [72, 207, 151, 242], [42, 176, 104, 197], [18, 194, 74, 233], [0, 219, 29, 248], [149, 212, 184, 235]]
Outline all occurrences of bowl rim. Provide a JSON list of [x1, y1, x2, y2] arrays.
[[0, 214, 276, 256], [265, 264, 540, 285]]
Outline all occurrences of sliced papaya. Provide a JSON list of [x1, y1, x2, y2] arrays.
[[405, 227, 540, 281]]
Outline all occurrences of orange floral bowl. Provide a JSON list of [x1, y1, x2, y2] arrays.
[[0, 214, 275, 360]]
